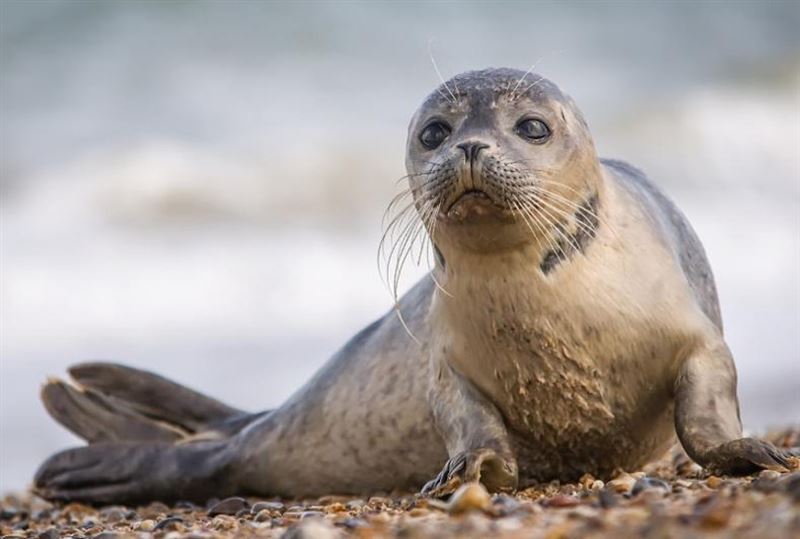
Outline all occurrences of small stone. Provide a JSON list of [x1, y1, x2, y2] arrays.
[[696, 498, 731, 529], [631, 477, 671, 497], [153, 516, 184, 531], [367, 496, 391, 507], [251, 501, 285, 514], [607, 473, 636, 494], [138, 501, 169, 519], [546, 494, 580, 507], [758, 469, 781, 481], [324, 502, 346, 513], [0, 508, 18, 520], [301, 511, 325, 519], [208, 496, 249, 516], [492, 494, 521, 516], [781, 472, 800, 502], [98, 507, 127, 523], [135, 519, 155, 531], [338, 517, 368, 529], [590, 480, 604, 491], [446, 482, 492, 514], [254, 509, 272, 522], [408, 507, 430, 517], [211, 515, 237, 530], [37, 530, 59, 539], [345, 499, 366, 510], [598, 489, 617, 509], [578, 473, 596, 490], [93, 533, 121, 539], [706, 475, 724, 490], [282, 518, 341, 539]]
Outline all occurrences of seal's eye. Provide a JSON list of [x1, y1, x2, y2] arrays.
[[516, 118, 550, 142], [419, 121, 451, 150]]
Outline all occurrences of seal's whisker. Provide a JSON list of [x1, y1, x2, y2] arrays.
[[531, 185, 619, 241], [427, 39, 457, 104], [385, 205, 425, 286], [391, 199, 437, 302], [509, 198, 548, 254], [530, 196, 585, 255], [510, 195, 566, 262], [515, 199, 569, 267], [510, 58, 545, 101], [521, 190, 598, 239]]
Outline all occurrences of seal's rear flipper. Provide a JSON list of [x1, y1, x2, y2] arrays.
[[41, 362, 247, 443], [42, 380, 186, 442], [68, 362, 243, 431], [34, 440, 238, 504]]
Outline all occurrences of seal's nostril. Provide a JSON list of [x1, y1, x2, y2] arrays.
[[457, 142, 489, 162]]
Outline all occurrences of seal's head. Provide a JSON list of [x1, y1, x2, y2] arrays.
[[406, 68, 602, 255]]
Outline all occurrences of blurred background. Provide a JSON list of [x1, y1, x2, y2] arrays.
[[1, 0, 798, 492]]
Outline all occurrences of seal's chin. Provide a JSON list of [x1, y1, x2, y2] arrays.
[[442, 189, 512, 222]]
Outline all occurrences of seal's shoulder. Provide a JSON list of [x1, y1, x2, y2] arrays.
[[600, 158, 722, 330]]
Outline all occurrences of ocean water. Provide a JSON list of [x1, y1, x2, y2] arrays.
[[1, 1, 799, 492]]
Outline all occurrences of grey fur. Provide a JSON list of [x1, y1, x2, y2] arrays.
[[34, 69, 793, 504]]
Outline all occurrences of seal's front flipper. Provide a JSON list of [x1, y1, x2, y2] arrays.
[[34, 440, 238, 504], [421, 447, 517, 496], [675, 340, 793, 474], [423, 361, 518, 496]]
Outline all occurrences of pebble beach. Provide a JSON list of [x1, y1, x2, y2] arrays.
[[2, 429, 798, 539]]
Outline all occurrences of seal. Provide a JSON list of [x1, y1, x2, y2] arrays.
[[34, 68, 796, 503]]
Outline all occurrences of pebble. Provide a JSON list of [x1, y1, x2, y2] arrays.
[[139, 501, 169, 519], [153, 516, 184, 531], [445, 482, 492, 514], [251, 501, 285, 514], [208, 496, 249, 516], [135, 519, 155, 531], [282, 518, 341, 539], [211, 515, 238, 531], [36, 530, 59, 539], [492, 493, 522, 516], [338, 517, 368, 529], [757, 469, 781, 480], [254, 509, 272, 522], [598, 489, 617, 509], [345, 499, 366, 510], [607, 472, 636, 494], [631, 477, 671, 497], [546, 494, 581, 507], [98, 507, 126, 523], [706, 475, 725, 489]]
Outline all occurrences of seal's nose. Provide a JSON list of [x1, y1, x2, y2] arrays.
[[456, 142, 489, 163]]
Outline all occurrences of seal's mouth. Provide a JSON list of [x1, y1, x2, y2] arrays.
[[445, 189, 493, 213]]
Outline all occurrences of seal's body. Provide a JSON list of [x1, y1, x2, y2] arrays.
[[35, 69, 794, 503]]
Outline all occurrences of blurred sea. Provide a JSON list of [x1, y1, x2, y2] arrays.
[[1, 1, 799, 492]]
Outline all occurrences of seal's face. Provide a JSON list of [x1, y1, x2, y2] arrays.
[[405, 68, 600, 254]]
